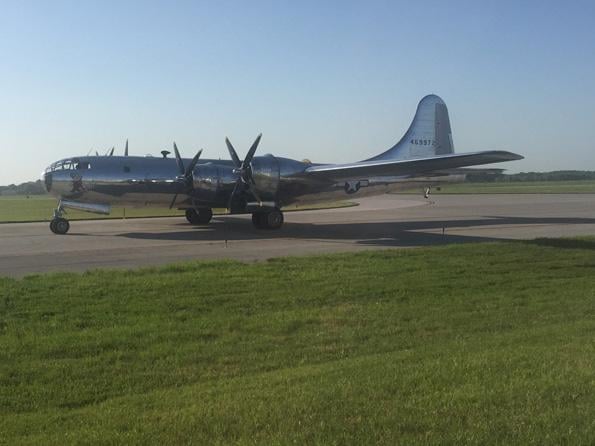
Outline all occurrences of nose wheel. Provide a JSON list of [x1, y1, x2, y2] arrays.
[[50, 217, 70, 235], [252, 209, 284, 230], [49, 201, 70, 234]]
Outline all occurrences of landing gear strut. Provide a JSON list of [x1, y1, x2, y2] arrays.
[[424, 186, 431, 199], [252, 208, 284, 230], [185, 208, 213, 225], [50, 202, 70, 235]]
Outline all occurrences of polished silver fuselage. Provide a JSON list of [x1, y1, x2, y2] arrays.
[[43, 154, 462, 211], [43, 95, 521, 215]]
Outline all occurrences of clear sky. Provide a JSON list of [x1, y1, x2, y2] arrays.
[[1, 0, 594, 184]]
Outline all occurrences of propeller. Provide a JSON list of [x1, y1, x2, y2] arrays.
[[225, 133, 263, 210], [107, 147, 115, 156], [124, 139, 128, 156], [169, 142, 203, 209]]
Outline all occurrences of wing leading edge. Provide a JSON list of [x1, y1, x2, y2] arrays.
[[304, 150, 524, 180]]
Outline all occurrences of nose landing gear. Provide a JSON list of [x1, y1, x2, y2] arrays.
[[50, 217, 70, 235], [50, 202, 70, 235]]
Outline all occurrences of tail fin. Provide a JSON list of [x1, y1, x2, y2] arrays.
[[366, 94, 454, 161]]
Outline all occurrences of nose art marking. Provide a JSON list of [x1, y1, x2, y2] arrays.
[[70, 172, 86, 193]]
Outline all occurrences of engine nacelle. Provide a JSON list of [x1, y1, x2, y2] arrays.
[[191, 156, 308, 208], [192, 162, 224, 204], [250, 155, 280, 201]]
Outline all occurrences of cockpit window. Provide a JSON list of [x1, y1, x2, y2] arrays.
[[46, 159, 91, 172], [75, 161, 90, 170]]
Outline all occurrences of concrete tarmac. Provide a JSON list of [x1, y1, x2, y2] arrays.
[[1, 194, 595, 277]]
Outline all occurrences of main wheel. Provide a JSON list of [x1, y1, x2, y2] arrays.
[[185, 209, 197, 224], [252, 212, 265, 229], [185, 208, 213, 225], [252, 210, 284, 230], [265, 209, 284, 230], [196, 208, 213, 224], [50, 218, 70, 235]]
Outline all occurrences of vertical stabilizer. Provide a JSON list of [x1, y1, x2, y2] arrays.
[[366, 94, 454, 161]]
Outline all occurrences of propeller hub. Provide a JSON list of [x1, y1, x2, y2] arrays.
[[225, 133, 263, 210], [169, 143, 203, 209]]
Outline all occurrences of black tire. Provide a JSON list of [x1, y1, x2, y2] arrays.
[[253, 210, 283, 230], [185, 209, 198, 224], [196, 208, 213, 224], [186, 208, 212, 225], [252, 212, 265, 229], [52, 218, 70, 235], [265, 209, 284, 230]]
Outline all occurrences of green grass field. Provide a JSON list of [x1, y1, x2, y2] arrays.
[[1, 180, 594, 222], [431, 180, 595, 194], [1, 239, 595, 444], [0, 195, 355, 223], [0, 195, 185, 223]]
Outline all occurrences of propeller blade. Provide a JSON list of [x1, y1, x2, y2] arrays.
[[225, 138, 241, 167], [169, 193, 178, 209], [95, 150, 99, 156], [185, 149, 203, 178], [124, 139, 128, 156], [242, 133, 262, 167], [225, 133, 264, 211], [108, 147, 115, 156], [173, 142, 185, 175], [227, 180, 242, 211]]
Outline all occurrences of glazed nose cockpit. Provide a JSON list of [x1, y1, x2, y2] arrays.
[[43, 158, 91, 196]]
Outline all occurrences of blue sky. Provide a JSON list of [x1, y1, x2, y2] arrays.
[[1, 0, 594, 184]]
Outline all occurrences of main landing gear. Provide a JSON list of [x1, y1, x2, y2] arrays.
[[252, 209, 284, 230], [185, 208, 213, 225], [50, 203, 70, 235]]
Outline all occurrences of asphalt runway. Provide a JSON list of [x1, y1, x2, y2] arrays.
[[1, 194, 595, 277]]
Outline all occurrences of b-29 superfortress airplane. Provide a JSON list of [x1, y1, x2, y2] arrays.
[[42, 95, 523, 234]]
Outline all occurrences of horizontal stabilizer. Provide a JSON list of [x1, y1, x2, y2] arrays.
[[305, 151, 523, 180]]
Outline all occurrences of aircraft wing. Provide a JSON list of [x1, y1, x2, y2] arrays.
[[304, 151, 523, 180]]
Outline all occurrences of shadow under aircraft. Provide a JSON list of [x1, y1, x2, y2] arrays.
[[110, 215, 595, 248]]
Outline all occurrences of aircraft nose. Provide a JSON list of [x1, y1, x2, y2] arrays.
[[43, 171, 53, 193]]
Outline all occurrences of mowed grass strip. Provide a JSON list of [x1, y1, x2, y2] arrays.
[[0, 195, 184, 222], [1, 240, 595, 444], [431, 180, 595, 194], [0, 196, 355, 223]]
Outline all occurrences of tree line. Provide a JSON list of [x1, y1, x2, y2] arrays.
[[0, 180, 47, 196], [465, 170, 595, 183]]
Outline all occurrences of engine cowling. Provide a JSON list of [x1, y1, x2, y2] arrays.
[[192, 163, 222, 203], [191, 155, 311, 209], [249, 154, 280, 201], [191, 155, 282, 206]]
